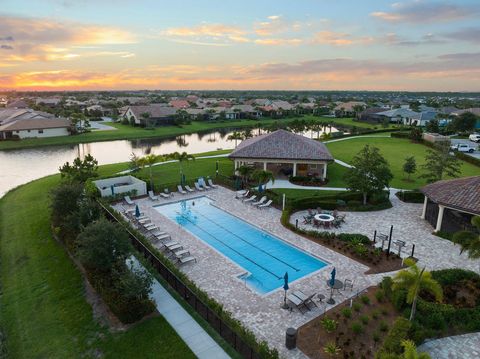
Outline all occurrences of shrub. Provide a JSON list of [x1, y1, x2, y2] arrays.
[[338, 233, 370, 245], [375, 289, 385, 303], [373, 331, 381, 344], [380, 318, 411, 354], [360, 295, 371, 305], [353, 302, 362, 312], [395, 190, 424, 203], [351, 322, 363, 334], [360, 315, 369, 325], [321, 317, 338, 333], [391, 289, 408, 312], [379, 320, 389, 332], [341, 307, 352, 318], [380, 277, 393, 299], [454, 151, 480, 167], [372, 309, 380, 320]]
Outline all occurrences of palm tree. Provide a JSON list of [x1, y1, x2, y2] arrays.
[[237, 165, 254, 186], [453, 216, 480, 269], [167, 151, 195, 177], [227, 131, 243, 147], [401, 340, 431, 359], [251, 169, 275, 189], [139, 153, 163, 190], [140, 112, 151, 128], [242, 128, 253, 139], [393, 258, 443, 321]]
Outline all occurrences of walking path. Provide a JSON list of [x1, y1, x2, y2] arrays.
[[128, 258, 230, 359], [418, 333, 480, 359]]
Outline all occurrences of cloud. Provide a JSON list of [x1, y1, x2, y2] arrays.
[[381, 32, 445, 46], [0, 36, 14, 41], [254, 38, 302, 46], [254, 15, 299, 36], [443, 27, 480, 44], [312, 31, 374, 46], [162, 23, 249, 44], [1, 45, 14, 50], [371, 1, 479, 24]]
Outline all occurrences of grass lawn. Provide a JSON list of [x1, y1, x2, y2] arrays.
[[326, 137, 480, 190], [0, 171, 197, 358], [271, 188, 344, 200], [0, 116, 384, 151]]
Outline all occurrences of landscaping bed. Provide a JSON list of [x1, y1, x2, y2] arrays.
[[289, 176, 328, 187], [298, 287, 400, 359], [395, 190, 424, 203]]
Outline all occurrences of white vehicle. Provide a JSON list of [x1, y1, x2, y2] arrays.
[[469, 133, 480, 143], [450, 143, 476, 153]]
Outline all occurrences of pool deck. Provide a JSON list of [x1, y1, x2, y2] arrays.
[[115, 187, 377, 359]]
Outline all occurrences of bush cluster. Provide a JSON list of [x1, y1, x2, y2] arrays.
[[395, 190, 424, 203]]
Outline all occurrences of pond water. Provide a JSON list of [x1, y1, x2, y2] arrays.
[[0, 127, 337, 197]]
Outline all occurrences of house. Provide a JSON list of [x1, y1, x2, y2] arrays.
[[358, 107, 387, 123], [35, 98, 62, 107], [376, 108, 420, 125], [0, 108, 70, 139], [420, 176, 480, 233], [169, 99, 190, 109], [123, 105, 177, 126], [228, 129, 334, 180], [231, 105, 262, 118], [6, 99, 29, 109], [333, 101, 367, 117]]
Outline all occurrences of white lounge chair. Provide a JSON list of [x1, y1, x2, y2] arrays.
[[202, 182, 212, 190], [177, 185, 187, 194], [258, 200, 273, 209], [124, 196, 135, 205], [148, 190, 159, 201], [173, 249, 190, 258], [177, 256, 196, 265], [243, 194, 257, 203], [153, 233, 171, 241], [236, 190, 249, 199], [184, 185, 195, 193], [159, 192, 170, 198], [252, 196, 267, 206], [164, 188, 174, 197], [194, 182, 204, 191], [207, 179, 218, 188]]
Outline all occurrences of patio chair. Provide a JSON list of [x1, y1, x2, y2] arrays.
[[176, 255, 197, 265], [194, 182, 204, 191], [201, 180, 211, 190], [184, 185, 195, 193], [164, 188, 174, 197], [303, 216, 312, 225], [293, 291, 318, 310], [307, 208, 316, 216], [287, 294, 309, 314], [159, 192, 170, 198], [177, 185, 187, 194], [252, 196, 267, 206], [258, 200, 273, 209], [148, 190, 159, 201], [207, 179, 218, 188], [343, 279, 354, 291], [243, 194, 257, 203], [152, 233, 171, 241], [172, 249, 190, 258], [236, 190, 249, 199], [124, 196, 135, 205]]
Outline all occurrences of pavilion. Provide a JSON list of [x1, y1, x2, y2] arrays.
[[420, 176, 480, 233], [228, 129, 334, 179]]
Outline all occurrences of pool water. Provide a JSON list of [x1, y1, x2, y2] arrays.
[[156, 196, 327, 294]]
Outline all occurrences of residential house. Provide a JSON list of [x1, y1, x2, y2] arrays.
[[333, 101, 367, 117], [169, 99, 190, 109], [376, 108, 420, 124], [123, 105, 177, 126], [35, 97, 62, 107], [6, 99, 29, 109], [358, 107, 388, 123]]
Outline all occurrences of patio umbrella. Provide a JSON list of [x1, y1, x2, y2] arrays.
[[282, 272, 289, 309], [215, 160, 219, 175], [330, 267, 336, 287], [258, 184, 263, 193], [181, 173, 186, 186], [110, 185, 115, 196], [135, 205, 141, 218], [234, 177, 241, 190]]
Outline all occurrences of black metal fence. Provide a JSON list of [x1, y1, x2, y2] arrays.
[[99, 203, 261, 359]]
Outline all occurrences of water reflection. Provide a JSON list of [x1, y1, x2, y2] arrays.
[[0, 126, 339, 197]]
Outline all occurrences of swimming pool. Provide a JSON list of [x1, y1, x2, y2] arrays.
[[156, 196, 327, 294]]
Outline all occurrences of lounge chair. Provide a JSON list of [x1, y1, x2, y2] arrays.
[[194, 182, 204, 191], [138, 218, 151, 224], [177, 185, 187, 194], [287, 294, 309, 314], [258, 200, 273, 209], [207, 179, 218, 188], [165, 242, 183, 251], [184, 185, 195, 193], [148, 190, 159, 201], [150, 229, 168, 237], [172, 249, 190, 258], [153, 233, 171, 241], [124, 196, 135, 205], [243, 194, 257, 203], [236, 190, 249, 199], [202, 182, 212, 190], [293, 291, 318, 309], [177, 256, 197, 265], [252, 196, 267, 206], [159, 192, 170, 198], [164, 188, 174, 197], [343, 279, 354, 291]]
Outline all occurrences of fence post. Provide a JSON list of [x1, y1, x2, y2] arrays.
[[387, 225, 393, 256], [411, 244, 415, 258], [373, 230, 377, 244], [282, 193, 286, 211]]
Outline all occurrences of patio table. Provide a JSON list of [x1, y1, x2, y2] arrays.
[[326, 279, 343, 305], [314, 214, 335, 223]]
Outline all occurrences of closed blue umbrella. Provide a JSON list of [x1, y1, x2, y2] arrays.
[[181, 173, 186, 186], [282, 272, 289, 309], [330, 267, 336, 287], [234, 177, 241, 190], [258, 184, 263, 193], [135, 205, 141, 218], [110, 185, 115, 196]]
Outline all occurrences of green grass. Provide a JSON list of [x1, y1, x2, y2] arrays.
[[0, 116, 382, 151], [0, 173, 196, 358], [271, 189, 344, 200], [326, 137, 480, 190]]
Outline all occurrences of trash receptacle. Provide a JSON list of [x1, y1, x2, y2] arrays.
[[285, 327, 297, 349]]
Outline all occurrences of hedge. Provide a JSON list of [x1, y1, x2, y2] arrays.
[[390, 131, 411, 139], [323, 127, 405, 141], [395, 190, 424, 203], [375, 317, 412, 357], [454, 151, 480, 167]]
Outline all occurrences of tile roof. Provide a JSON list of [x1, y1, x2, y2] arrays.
[[421, 176, 480, 215], [228, 129, 334, 161], [0, 118, 71, 132], [128, 105, 177, 119]]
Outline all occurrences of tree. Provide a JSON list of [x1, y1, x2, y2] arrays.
[[403, 156, 417, 181], [393, 258, 443, 321], [227, 131, 243, 147], [401, 340, 431, 359], [251, 169, 275, 188], [59, 154, 98, 183], [421, 141, 460, 183], [237, 165, 254, 186], [452, 112, 477, 133], [409, 127, 423, 142], [112, 264, 153, 304], [76, 219, 131, 272], [242, 128, 253, 139], [128, 152, 142, 173], [140, 111, 151, 128], [345, 145, 393, 205], [70, 112, 90, 134], [452, 216, 480, 267], [425, 119, 439, 133], [167, 151, 195, 176], [139, 153, 164, 190]]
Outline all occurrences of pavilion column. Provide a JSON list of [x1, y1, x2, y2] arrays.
[[263, 162, 267, 171], [435, 204, 445, 232], [234, 160, 239, 170], [420, 196, 428, 219], [293, 162, 297, 176], [322, 163, 327, 179]]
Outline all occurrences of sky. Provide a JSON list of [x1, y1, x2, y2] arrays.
[[0, 0, 479, 91]]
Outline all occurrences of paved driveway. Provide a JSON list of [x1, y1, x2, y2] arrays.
[[451, 138, 480, 160]]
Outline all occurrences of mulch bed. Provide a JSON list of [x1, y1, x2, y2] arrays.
[[297, 287, 399, 359]]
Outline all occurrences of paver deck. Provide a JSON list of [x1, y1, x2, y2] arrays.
[[418, 333, 480, 359]]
